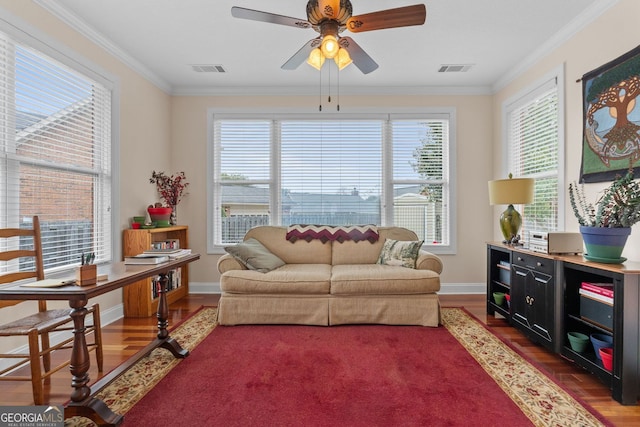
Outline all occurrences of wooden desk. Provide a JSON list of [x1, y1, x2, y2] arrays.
[[0, 253, 200, 426]]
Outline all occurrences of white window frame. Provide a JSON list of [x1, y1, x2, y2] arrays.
[[501, 65, 565, 240], [0, 10, 120, 268], [207, 108, 457, 255]]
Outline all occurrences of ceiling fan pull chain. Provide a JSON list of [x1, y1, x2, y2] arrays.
[[328, 65, 332, 104], [319, 66, 322, 111], [337, 63, 340, 111]]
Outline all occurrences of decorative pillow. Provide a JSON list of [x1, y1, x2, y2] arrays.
[[376, 239, 424, 269], [224, 238, 285, 273]]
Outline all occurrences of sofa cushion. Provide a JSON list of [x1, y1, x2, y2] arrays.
[[224, 238, 285, 273], [376, 239, 423, 268], [330, 264, 440, 295], [221, 264, 332, 294]]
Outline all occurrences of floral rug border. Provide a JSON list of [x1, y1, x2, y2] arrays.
[[442, 308, 608, 427]]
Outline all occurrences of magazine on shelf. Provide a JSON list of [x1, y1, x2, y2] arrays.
[[143, 248, 185, 255], [579, 288, 613, 305], [580, 282, 614, 298], [124, 254, 170, 265], [168, 249, 192, 259]]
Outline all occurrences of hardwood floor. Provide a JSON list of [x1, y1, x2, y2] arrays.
[[1, 294, 638, 425]]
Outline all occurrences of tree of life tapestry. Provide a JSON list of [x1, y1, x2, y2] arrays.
[[580, 44, 640, 183]]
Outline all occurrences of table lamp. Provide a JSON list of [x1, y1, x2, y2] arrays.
[[488, 174, 534, 244]]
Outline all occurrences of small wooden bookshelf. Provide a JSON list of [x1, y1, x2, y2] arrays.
[[122, 225, 189, 317]]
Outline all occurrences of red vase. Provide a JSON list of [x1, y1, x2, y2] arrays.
[[147, 207, 172, 227]]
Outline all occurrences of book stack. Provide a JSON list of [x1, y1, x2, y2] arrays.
[[124, 254, 170, 265], [579, 282, 614, 305], [143, 248, 192, 259]]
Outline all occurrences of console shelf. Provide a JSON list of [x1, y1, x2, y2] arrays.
[[487, 242, 640, 405]]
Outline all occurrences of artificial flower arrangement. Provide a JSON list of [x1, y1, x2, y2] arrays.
[[149, 171, 189, 208]]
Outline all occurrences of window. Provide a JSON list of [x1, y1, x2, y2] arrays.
[[504, 68, 564, 239], [210, 111, 455, 253], [0, 28, 113, 273]]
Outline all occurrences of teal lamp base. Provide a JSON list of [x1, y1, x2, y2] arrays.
[[499, 204, 523, 244]]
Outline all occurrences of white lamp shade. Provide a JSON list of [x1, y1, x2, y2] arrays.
[[321, 35, 339, 59], [306, 48, 325, 70], [488, 177, 534, 205], [334, 48, 352, 70]]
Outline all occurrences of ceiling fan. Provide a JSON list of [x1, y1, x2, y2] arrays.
[[231, 0, 427, 74]]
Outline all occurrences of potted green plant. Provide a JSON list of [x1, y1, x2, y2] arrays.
[[569, 168, 640, 262]]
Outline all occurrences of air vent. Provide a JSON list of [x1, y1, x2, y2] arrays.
[[191, 64, 227, 73], [438, 64, 473, 73]]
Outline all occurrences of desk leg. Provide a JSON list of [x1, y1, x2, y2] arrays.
[[69, 300, 91, 402], [156, 272, 189, 358], [65, 299, 123, 426]]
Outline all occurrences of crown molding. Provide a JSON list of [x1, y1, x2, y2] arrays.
[[170, 84, 493, 97], [38, 0, 617, 98], [492, 0, 619, 92], [35, 0, 172, 94]]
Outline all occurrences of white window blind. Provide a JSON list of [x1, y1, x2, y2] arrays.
[[506, 78, 559, 236], [214, 120, 272, 244], [280, 120, 382, 225], [212, 113, 453, 251], [392, 119, 449, 245], [0, 32, 112, 272]]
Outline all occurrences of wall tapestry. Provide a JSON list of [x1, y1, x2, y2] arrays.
[[580, 44, 640, 183]]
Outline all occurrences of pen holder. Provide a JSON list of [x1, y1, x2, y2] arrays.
[[76, 264, 97, 286]]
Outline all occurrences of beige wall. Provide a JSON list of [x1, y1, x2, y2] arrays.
[[492, 0, 640, 260], [171, 94, 494, 288], [2, 0, 639, 329], [0, 1, 172, 327]]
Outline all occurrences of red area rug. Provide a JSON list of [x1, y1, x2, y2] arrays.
[[114, 308, 608, 427]]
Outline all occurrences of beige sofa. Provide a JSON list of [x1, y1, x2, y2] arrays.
[[216, 226, 443, 326]]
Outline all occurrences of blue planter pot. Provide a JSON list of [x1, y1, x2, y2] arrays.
[[580, 226, 631, 260]]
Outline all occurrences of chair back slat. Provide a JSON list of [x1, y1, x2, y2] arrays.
[[0, 271, 39, 285], [0, 249, 38, 262], [0, 216, 47, 311], [0, 228, 36, 238]]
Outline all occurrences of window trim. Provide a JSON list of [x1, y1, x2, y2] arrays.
[[207, 107, 457, 255], [0, 8, 121, 265], [501, 64, 565, 237]]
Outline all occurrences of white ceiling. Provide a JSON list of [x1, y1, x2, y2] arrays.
[[42, 0, 613, 95]]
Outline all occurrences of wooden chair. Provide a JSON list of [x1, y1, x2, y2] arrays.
[[0, 216, 103, 404]]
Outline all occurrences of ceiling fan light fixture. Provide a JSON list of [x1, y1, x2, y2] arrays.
[[334, 47, 352, 70], [320, 34, 339, 59], [306, 48, 326, 70]]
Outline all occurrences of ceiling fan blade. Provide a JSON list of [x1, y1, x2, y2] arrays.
[[347, 4, 426, 33], [281, 38, 322, 70], [338, 37, 378, 74], [231, 6, 310, 29]]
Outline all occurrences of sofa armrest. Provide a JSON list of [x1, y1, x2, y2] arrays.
[[416, 250, 443, 274], [217, 254, 247, 273]]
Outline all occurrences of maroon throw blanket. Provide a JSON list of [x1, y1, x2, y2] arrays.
[[286, 224, 379, 244]]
